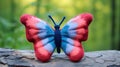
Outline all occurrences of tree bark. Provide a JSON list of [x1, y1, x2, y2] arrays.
[[0, 48, 120, 67]]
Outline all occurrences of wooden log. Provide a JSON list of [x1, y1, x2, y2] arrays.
[[0, 48, 120, 67]]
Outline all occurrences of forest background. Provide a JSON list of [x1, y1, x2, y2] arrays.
[[0, 0, 119, 52]]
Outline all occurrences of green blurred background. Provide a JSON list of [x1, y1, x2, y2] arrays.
[[0, 0, 119, 51]]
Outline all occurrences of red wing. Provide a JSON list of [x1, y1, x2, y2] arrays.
[[61, 13, 93, 62], [20, 14, 55, 62]]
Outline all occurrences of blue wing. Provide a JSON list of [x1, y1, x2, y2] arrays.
[[35, 20, 56, 53], [61, 19, 83, 54]]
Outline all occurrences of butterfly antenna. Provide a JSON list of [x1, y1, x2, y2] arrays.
[[48, 15, 56, 25], [59, 16, 66, 26]]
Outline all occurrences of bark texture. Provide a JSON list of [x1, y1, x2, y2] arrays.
[[0, 48, 120, 67]]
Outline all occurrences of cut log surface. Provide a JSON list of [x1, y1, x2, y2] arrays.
[[0, 48, 120, 67]]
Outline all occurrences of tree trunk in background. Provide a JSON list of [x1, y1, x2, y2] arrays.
[[45, 0, 50, 12], [10, 0, 17, 48], [111, 0, 116, 50], [118, 0, 120, 50], [10, 0, 15, 23], [35, 0, 41, 17]]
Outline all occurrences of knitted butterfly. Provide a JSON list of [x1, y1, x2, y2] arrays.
[[20, 13, 93, 62]]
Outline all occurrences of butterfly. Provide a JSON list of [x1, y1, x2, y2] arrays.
[[20, 13, 93, 62]]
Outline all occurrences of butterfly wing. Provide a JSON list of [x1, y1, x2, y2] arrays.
[[61, 13, 93, 62], [20, 14, 55, 62]]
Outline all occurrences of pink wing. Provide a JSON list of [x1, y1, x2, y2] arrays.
[[20, 14, 55, 62], [61, 13, 93, 62]]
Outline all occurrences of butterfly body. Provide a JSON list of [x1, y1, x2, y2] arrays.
[[54, 25, 61, 53], [20, 13, 93, 62]]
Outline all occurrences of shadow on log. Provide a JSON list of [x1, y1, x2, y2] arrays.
[[0, 48, 120, 67]]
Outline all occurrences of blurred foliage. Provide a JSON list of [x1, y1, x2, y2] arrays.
[[0, 0, 119, 51]]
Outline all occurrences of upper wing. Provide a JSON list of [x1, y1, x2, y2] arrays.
[[20, 14, 55, 62], [61, 13, 93, 62]]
